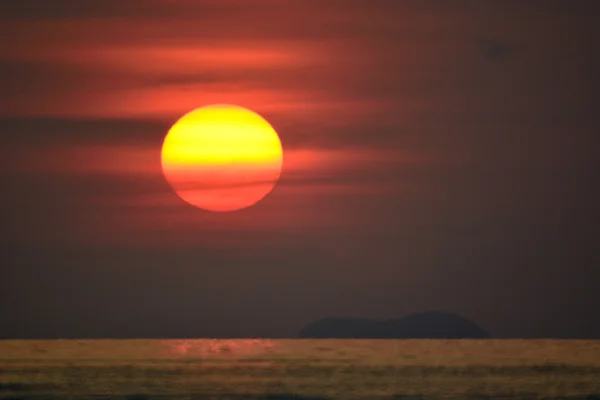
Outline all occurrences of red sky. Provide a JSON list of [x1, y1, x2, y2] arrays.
[[1, 0, 599, 339]]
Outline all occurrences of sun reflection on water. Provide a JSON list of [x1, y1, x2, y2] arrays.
[[161, 338, 276, 358]]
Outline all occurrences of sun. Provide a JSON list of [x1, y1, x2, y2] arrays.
[[161, 104, 283, 212]]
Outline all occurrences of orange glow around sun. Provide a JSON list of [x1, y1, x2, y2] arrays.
[[161, 104, 283, 212]]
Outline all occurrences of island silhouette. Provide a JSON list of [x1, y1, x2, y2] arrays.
[[299, 311, 491, 339]]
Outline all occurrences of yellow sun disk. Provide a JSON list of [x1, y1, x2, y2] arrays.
[[161, 105, 283, 211], [162, 108, 282, 166]]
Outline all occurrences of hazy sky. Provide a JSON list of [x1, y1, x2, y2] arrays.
[[1, 0, 599, 339]]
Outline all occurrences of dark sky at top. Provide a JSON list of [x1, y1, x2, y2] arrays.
[[1, 0, 599, 339]]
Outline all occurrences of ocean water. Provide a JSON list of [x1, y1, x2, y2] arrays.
[[1, 339, 599, 399]]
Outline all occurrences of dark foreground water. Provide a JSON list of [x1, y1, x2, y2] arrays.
[[1, 339, 599, 399]]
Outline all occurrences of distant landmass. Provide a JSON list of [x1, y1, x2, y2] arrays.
[[299, 311, 491, 339]]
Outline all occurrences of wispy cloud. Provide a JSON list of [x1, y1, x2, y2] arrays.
[[2, 0, 597, 247]]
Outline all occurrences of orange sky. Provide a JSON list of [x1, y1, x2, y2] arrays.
[[1, 0, 599, 339]]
